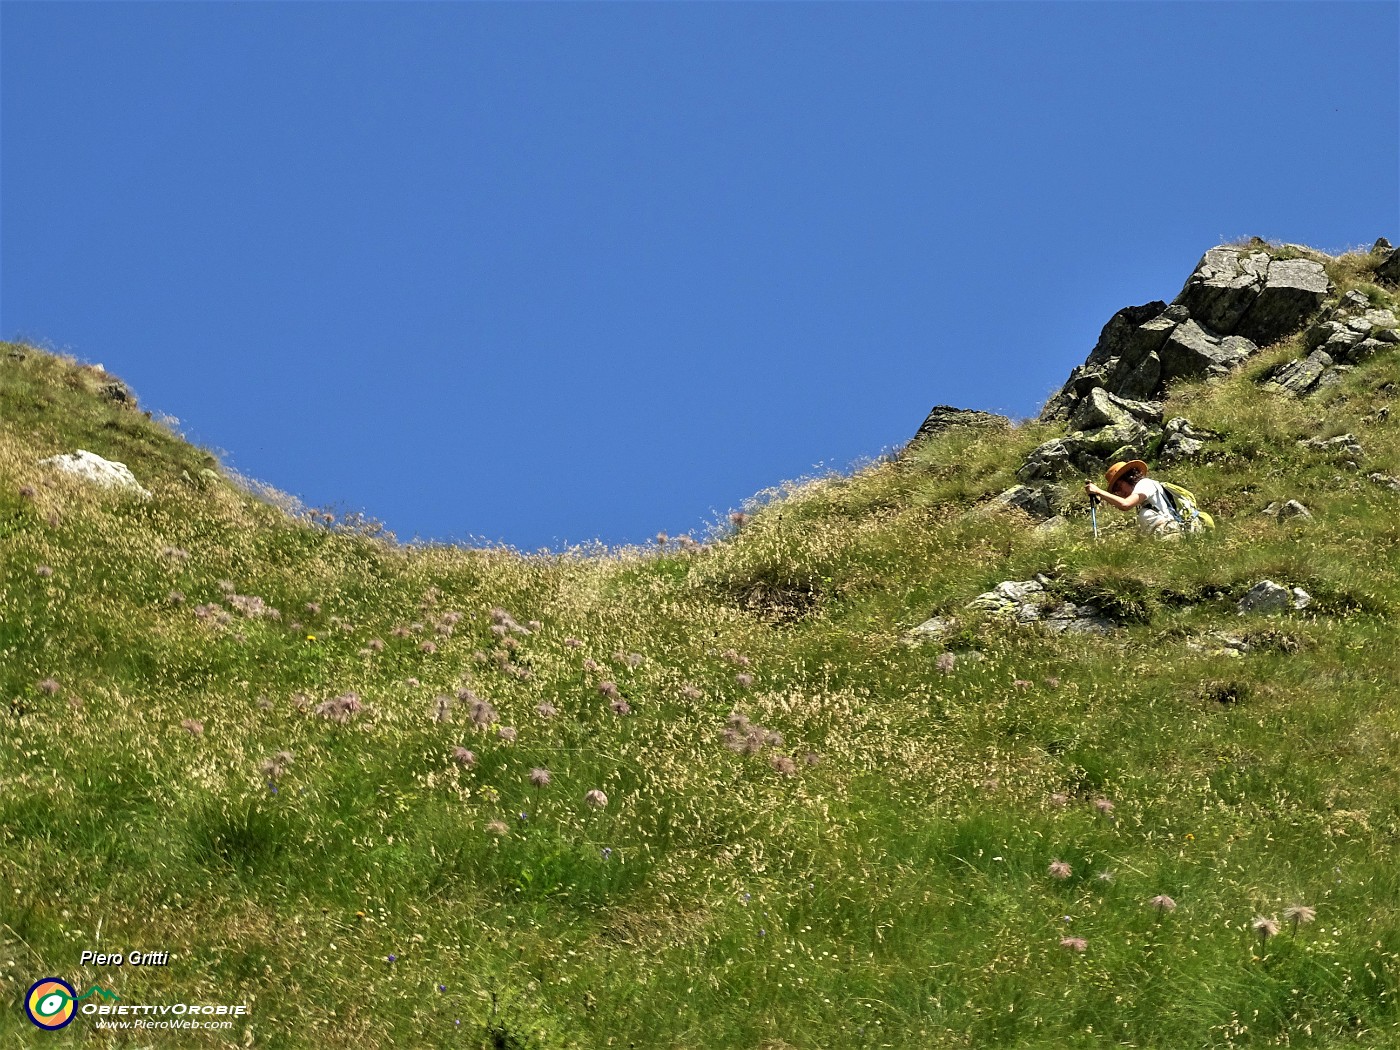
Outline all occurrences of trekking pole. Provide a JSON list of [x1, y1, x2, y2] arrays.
[[1089, 493, 1100, 541]]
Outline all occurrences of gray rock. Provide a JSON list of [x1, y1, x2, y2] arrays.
[[994, 580, 1044, 602], [1368, 472, 1400, 494], [1016, 440, 1074, 483], [1160, 434, 1204, 462], [994, 485, 1054, 520], [1342, 338, 1386, 364], [1313, 365, 1353, 391], [1377, 246, 1400, 286], [1110, 349, 1163, 402], [908, 616, 954, 640], [1159, 417, 1221, 464], [1174, 248, 1271, 334], [1035, 515, 1069, 533], [994, 484, 1076, 521], [1235, 258, 1332, 345], [1042, 602, 1116, 635], [1069, 386, 1138, 432], [1298, 433, 1363, 456], [1275, 500, 1313, 520], [1262, 350, 1335, 396], [1039, 301, 1169, 421], [1291, 587, 1313, 610], [1238, 580, 1292, 615], [1160, 319, 1257, 381], [910, 406, 1011, 447]]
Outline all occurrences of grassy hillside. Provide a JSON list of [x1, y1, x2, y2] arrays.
[[2, 245, 1399, 1049]]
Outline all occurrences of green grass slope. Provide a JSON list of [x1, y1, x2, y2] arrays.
[[2, 246, 1399, 1049]]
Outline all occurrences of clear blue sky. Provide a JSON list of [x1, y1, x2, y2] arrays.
[[3, 3, 1396, 550]]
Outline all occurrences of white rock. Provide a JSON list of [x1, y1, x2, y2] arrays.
[[38, 449, 152, 498], [1291, 587, 1312, 610]]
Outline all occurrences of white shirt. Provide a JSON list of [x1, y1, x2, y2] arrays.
[[1131, 478, 1176, 533]]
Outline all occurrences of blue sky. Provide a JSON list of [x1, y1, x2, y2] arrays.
[[3, 3, 1396, 550]]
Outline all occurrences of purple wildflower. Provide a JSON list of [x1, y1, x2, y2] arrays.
[[451, 747, 476, 767], [584, 789, 608, 809]]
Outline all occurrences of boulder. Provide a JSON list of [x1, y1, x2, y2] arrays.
[[1376, 246, 1400, 286], [1237, 580, 1292, 615], [38, 449, 152, 498], [1159, 319, 1257, 381], [1173, 247, 1331, 346], [1235, 258, 1332, 345], [906, 616, 954, 641], [1174, 248, 1271, 334], [1261, 499, 1314, 521], [910, 406, 1011, 447], [993, 485, 1053, 520], [1042, 601, 1116, 635], [1015, 423, 1148, 484], [1367, 472, 1400, 494], [1261, 350, 1335, 396], [1159, 417, 1221, 464]]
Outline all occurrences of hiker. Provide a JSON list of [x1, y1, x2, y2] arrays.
[[1084, 460, 1184, 539]]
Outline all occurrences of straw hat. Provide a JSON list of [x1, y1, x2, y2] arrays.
[[1104, 460, 1149, 491]]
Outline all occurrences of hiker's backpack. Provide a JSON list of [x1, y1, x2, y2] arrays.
[[1159, 481, 1215, 532]]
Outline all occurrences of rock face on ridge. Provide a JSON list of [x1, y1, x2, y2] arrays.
[[910, 406, 1010, 446], [1015, 245, 1334, 488], [1041, 246, 1332, 426]]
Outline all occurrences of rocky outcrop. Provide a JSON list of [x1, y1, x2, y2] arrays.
[[1176, 249, 1332, 346], [1259, 291, 1399, 397], [1041, 247, 1332, 428], [909, 406, 1010, 447]]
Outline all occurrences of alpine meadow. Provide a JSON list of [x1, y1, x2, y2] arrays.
[[4, 239, 1400, 1048]]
